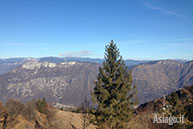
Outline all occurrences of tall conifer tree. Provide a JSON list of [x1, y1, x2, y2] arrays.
[[92, 40, 137, 129]]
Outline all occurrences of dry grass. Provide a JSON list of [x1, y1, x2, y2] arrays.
[[53, 110, 96, 129], [1, 109, 96, 129], [7, 115, 34, 129], [2, 105, 152, 129], [128, 113, 154, 129]]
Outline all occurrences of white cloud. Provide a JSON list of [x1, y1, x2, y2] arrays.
[[59, 50, 95, 57], [143, 2, 183, 18]]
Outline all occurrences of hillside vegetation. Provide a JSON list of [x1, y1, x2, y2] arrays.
[[131, 85, 193, 129], [0, 86, 192, 129], [0, 98, 96, 129]]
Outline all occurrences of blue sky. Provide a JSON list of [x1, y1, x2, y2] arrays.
[[0, 0, 193, 60]]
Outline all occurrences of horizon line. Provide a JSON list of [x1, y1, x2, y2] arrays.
[[0, 56, 191, 61]]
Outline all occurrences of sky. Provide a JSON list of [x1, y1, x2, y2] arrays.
[[0, 0, 193, 60]]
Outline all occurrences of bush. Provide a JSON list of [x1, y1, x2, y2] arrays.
[[22, 101, 36, 121], [167, 92, 179, 106], [5, 99, 24, 119], [185, 104, 193, 121], [0, 101, 3, 109], [36, 98, 47, 114], [0, 101, 6, 119], [35, 98, 56, 120], [46, 107, 56, 121], [0, 101, 4, 114]]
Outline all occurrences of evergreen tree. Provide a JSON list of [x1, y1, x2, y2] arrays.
[[36, 98, 48, 114], [92, 40, 137, 129]]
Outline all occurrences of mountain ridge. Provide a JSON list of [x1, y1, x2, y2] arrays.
[[0, 58, 192, 106]]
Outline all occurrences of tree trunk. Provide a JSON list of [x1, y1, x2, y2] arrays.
[[2, 113, 8, 129]]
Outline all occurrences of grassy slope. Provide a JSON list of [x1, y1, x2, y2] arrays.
[[1, 86, 192, 129]]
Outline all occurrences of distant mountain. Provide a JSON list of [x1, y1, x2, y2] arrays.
[[0, 58, 192, 106], [39, 57, 104, 64], [39, 57, 150, 66], [0, 57, 150, 75], [179, 60, 193, 87], [0, 58, 37, 75], [132, 60, 193, 103], [125, 60, 150, 66], [0, 61, 100, 106]]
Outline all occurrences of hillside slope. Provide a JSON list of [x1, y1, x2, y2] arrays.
[[0, 61, 99, 106]]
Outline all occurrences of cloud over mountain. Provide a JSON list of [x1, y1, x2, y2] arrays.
[[59, 50, 95, 57]]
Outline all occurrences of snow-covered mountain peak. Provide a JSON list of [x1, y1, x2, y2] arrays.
[[22, 61, 56, 69]]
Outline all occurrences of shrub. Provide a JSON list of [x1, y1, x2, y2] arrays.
[[5, 99, 24, 119], [0, 101, 4, 115], [0, 101, 6, 121], [22, 101, 36, 121], [35, 98, 56, 120], [185, 103, 193, 121], [46, 107, 56, 120], [167, 92, 179, 106], [36, 98, 47, 114]]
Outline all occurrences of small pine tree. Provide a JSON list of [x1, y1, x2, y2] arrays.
[[92, 40, 137, 129], [36, 98, 48, 114]]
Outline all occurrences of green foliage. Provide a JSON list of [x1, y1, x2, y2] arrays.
[[167, 92, 179, 106], [185, 103, 193, 121], [92, 40, 137, 129], [35, 98, 56, 121], [36, 97, 48, 114], [164, 88, 193, 128], [166, 92, 184, 116]]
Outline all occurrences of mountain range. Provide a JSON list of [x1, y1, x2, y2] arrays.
[[0, 57, 192, 106], [0, 57, 150, 75]]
